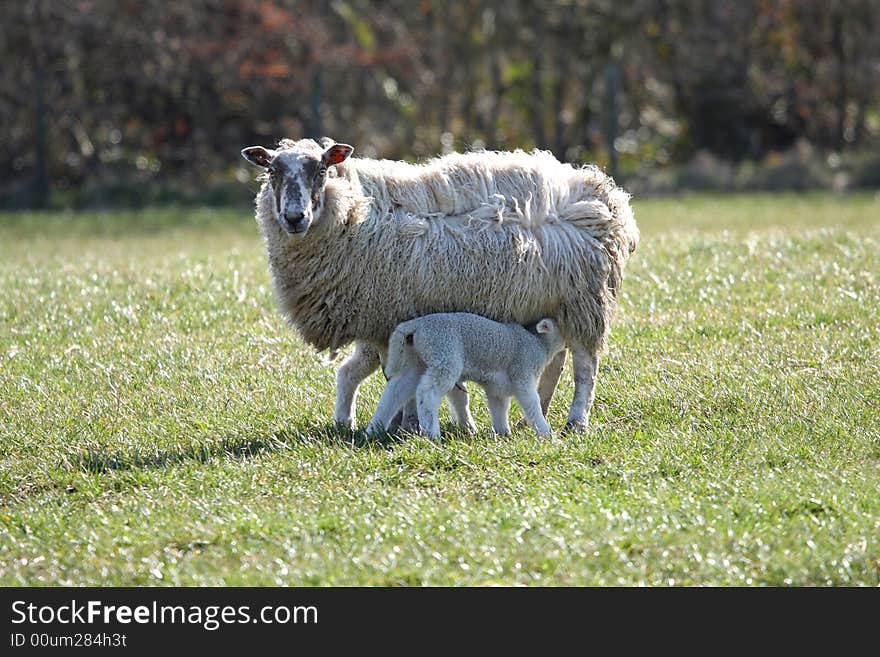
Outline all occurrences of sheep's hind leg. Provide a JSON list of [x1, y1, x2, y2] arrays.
[[565, 346, 598, 433], [333, 342, 380, 430], [446, 383, 477, 434], [538, 349, 566, 416]]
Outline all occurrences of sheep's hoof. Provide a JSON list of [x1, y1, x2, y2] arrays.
[[334, 417, 356, 431]]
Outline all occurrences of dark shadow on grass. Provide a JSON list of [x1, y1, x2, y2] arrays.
[[72, 433, 296, 474], [69, 421, 437, 474]]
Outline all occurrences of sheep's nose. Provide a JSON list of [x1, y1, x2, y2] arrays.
[[281, 210, 309, 235]]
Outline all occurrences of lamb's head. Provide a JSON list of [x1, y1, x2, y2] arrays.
[[535, 318, 565, 356], [241, 139, 353, 237]]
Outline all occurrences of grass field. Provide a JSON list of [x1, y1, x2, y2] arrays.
[[1, 193, 878, 585]]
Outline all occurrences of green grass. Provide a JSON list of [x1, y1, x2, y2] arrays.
[[1, 192, 879, 585]]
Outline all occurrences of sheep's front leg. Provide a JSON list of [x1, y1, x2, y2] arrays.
[[446, 383, 477, 433], [514, 383, 553, 438], [333, 342, 380, 429], [538, 349, 566, 415], [486, 393, 512, 436], [565, 346, 598, 432]]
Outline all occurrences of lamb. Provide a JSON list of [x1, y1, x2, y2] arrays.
[[241, 138, 639, 432], [367, 313, 566, 439]]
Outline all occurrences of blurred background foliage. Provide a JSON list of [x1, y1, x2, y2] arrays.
[[2, 0, 879, 208]]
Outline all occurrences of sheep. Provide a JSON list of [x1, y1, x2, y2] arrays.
[[367, 313, 566, 439], [241, 137, 639, 432]]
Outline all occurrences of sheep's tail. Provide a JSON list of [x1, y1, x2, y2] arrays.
[[384, 326, 416, 379]]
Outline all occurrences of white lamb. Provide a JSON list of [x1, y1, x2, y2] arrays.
[[367, 313, 566, 439]]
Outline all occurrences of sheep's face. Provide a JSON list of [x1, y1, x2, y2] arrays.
[[242, 141, 353, 237]]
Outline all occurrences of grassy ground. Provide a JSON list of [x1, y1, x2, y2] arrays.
[[1, 193, 878, 585]]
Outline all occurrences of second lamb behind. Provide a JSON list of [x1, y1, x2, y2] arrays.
[[367, 312, 566, 439]]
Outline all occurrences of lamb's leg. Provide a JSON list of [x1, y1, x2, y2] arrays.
[[404, 383, 474, 434], [398, 399, 421, 432], [565, 346, 599, 432], [514, 384, 553, 438], [415, 369, 456, 440], [486, 393, 512, 436], [366, 367, 421, 436], [446, 383, 477, 433], [538, 349, 566, 415], [333, 342, 380, 429]]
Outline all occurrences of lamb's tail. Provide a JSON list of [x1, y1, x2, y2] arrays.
[[384, 326, 416, 379]]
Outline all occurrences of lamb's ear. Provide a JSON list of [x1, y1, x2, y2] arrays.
[[322, 143, 354, 167], [241, 146, 275, 168], [536, 318, 555, 334]]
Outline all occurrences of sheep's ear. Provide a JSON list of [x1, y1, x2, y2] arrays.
[[241, 146, 275, 168], [322, 143, 354, 167], [536, 319, 554, 334]]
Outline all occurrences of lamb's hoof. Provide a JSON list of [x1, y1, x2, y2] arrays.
[[563, 419, 589, 434], [365, 422, 389, 438], [414, 425, 442, 441], [334, 417, 356, 431], [400, 418, 421, 433]]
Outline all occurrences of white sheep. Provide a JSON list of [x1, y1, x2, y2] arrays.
[[241, 138, 639, 432], [367, 313, 565, 439]]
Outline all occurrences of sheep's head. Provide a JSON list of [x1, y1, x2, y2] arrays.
[[241, 139, 353, 237]]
